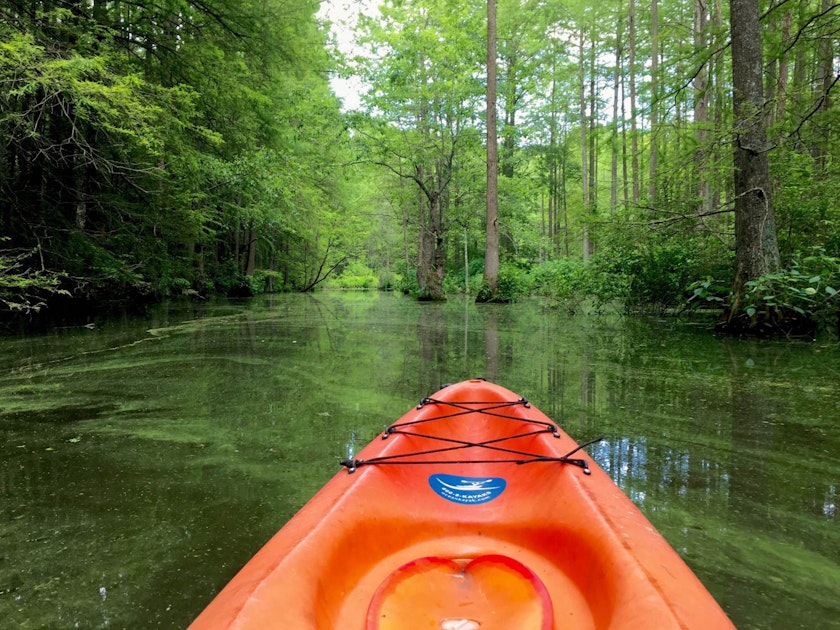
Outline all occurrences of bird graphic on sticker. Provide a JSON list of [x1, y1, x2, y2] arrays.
[[428, 473, 507, 505]]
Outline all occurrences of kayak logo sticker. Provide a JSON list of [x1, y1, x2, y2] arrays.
[[428, 474, 507, 505]]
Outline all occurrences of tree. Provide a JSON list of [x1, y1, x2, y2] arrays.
[[355, 0, 484, 301], [728, 0, 780, 314], [628, 0, 641, 204], [0, 0, 345, 313], [480, 0, 501, 300], [647, 0, 660, 203], [693, 0, 712, 215]]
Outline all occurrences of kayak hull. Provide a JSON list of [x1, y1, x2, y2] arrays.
[[190, 379, 735, 629]]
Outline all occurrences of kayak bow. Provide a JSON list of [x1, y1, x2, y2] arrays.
[[190, 379, 735, 629]]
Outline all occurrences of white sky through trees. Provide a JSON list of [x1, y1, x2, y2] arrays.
[[318, 0, 380, 111]]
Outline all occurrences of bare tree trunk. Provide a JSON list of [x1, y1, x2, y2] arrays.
[[585, 42, 597, 258], [548, 67, 557, 251], [74, 162, 87, 230], [611, 7, 623, 215], [245, 226, 257, 276], [729, 0, 780, 311], [711, 0, 725, 211], [579, 29, 591, 259], [628, 0, 640, 203], [694, 0, 711, 214], [648, 0, 659, 203], [417, 163, 427, 289], [791, 0, 809, 132], [621, 58, 629, 209], [501, 49, 516, 179], [813, 0, 834, 168], [775, 9, 792, 122], [481, 0, 500, 299]]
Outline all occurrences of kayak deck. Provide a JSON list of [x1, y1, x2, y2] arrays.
[[300, 504, 647, 629], [189, 380, 735, 629]]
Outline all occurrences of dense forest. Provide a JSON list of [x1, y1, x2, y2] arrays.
[[1, 0, 838, 334]]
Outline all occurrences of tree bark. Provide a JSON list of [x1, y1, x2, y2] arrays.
[[611, 7, 623, 215], [648, 0, 660, 203], [694, 0, 711, 215], [775, 9, 792, 122], [729, 0, 780, 310], [481, 0, 501, 299], [813, 0, 834, 168], [245, 226, 257, 277], [579, 29, 591, 259], [628, 0, 640, 203], [584, 39, 596, 259]]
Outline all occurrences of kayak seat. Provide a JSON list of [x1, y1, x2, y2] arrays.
[[366, 554, 553, 630]]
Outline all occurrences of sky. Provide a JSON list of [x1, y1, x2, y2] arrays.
[[317, 0, 380, 111]]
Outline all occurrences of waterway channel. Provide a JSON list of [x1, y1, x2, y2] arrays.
[[1, 292, 837, 628]]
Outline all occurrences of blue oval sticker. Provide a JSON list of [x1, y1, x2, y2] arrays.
[[428, 474, 507, 505]]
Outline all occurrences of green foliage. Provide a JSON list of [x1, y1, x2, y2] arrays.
[[685, 276, 730, 310], [686, 251, 840, 335], [528, 257, 628, 314], [529, 258, 593, 313], [726, 251, 840, 335], [377, 270, 399, 291], [2, 0, 839, 333], [772, 151, 840, 259], [0, 0, 358, 316], [0, 245, 69, 313], [392, 260, 420, 296], [236, 270, 285, 296], [63, 232, 147, 295], [330, 261, 378, 290], [591, 243, 696, 313], [442, 258, 484, 295], [475, 263, 532, 303]]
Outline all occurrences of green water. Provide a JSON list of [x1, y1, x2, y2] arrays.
[[0, 292, 837, 629]]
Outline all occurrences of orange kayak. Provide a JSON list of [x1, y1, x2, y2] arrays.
[[190, 379, 735, 629]]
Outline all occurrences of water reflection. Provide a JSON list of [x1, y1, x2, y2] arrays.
[[590, 438, 734, 511]]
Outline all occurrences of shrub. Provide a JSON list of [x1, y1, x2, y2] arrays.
[[735, 251, 839, 335], [529, 258, 628, 314], [331, 261, 378, 289], [392, 260, 419, 295], [590, 243, 698, 314], [692, 250, 840, 335], [529, 259, 591, 312]]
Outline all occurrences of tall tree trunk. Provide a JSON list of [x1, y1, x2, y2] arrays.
[[791, 0, 809, 147], [548, 64, 558, 252], [579, 29, 591, 259], [694, 0, 711, 214], [416, 197, 447, 301], [621, 55, 630, 209], [585, 40, 596, 258], [560, 127, 570, 257], [74, 161, 87, 230], [628, 0, 640, 203], [481, 0, 501, 300], [611, 8, 623, 215], [813, 0, 834, 169], [648, 0, 659, 204], [501, 49, 517, 179], [729, 0, 780, 312], [775, 9, 792, 122], [245, 226, 258, 276], [711, 0, 725, 211]]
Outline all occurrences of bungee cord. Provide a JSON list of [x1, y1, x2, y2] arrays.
[[340, 395, 603, 474]]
